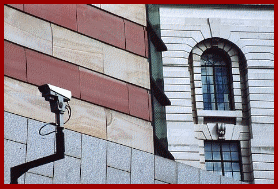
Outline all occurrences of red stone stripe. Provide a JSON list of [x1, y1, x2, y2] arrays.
[[128, 84, 150, 120], [25, 49, 81, 98], [80, 68, 129, 114], [4, 40, 151, 121], [24, 4, 78, 31], [6, 4, 147, 58], [144, 28, 149, 58], [124, 20, 146, 57], [4, 41, 27, 82], [7, 4, 24, 11], [76, 4, 125, 49], [148, 93, 153, 122]]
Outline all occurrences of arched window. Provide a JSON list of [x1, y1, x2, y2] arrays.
[[201, 48, 233, 110]]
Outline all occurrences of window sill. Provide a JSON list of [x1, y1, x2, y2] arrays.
[[198, 110, 242, 118]]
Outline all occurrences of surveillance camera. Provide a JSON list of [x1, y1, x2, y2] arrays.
[[38, 84, 72, 115], [38, 84, 71, 102]]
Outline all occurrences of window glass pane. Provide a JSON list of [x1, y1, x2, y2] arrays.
[[231, 152, 239, 161], [223, 152, 231, 160], [224, 162, 232, 172], [205, 152, 212, 160], [205, 162, 213, 171], [202, 75, 213, 83], [203, 84, 215, 94], [232, 163, 240, 171], [213, 162, 222, 172], [230, 143, 238, 151], [224, 94, 229, 103], [205, 141, 241, 180], [201, 69, 213, 82], [222, 143, 230, 151], [201, 49, 232, 111], [204, 142, 212, 152], [224, 103, 230, 110], [203, 93, 214, 110], [212, 143, 220, 151], [213, 152, 221, 160], [210, 101, 216, 110], [217, 102, 225, 110]]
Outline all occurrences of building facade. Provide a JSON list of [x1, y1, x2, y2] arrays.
[[159, 4, 274, 184], [4, 4, 272, 184]]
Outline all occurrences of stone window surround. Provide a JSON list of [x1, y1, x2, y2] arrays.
[[189, 38, 253, 182], [190, 38, 244, 133]]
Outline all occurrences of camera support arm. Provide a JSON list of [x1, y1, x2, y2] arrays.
[[10, 85, 70, 184]]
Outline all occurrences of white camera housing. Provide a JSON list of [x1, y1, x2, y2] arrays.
[[48, 84, 71, 100], [38, 84, 71, 102]]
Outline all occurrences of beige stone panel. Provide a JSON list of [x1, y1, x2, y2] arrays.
[[67, 99, 106, 139], [100, 4, 146, 26], [4, 77, 107, 139], [52, 24, 104, 73], [106, 109, 154, 153], [103, 45, 150, 89], [4, 77, 54, 123], [4, 6, 52, 55]]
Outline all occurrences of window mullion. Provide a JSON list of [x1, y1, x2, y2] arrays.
[[213, 65, 218, 110], [219, 143, 225, 176]]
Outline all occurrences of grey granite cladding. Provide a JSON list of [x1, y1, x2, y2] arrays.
[[155, 155, 177, 184], [4, 111, 28, 144], [26, 119, 55, 177], [106, 167, 130, 184], [4, 111, 245, 184], [131, 149, 154, 184], [81, 134, 107, 184], [107, 141, 131, 172]]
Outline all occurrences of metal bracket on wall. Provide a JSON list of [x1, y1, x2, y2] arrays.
[[10, 84, 71, 184]]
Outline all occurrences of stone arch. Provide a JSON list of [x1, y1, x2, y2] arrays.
[[188, 38, 253, 182], [188, 37, 250, 127]]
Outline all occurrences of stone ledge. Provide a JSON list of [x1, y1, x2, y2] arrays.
[[198, 110, 242, 118]]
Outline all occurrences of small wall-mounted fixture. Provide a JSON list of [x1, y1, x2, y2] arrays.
[[217, 123, 226, 140]]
